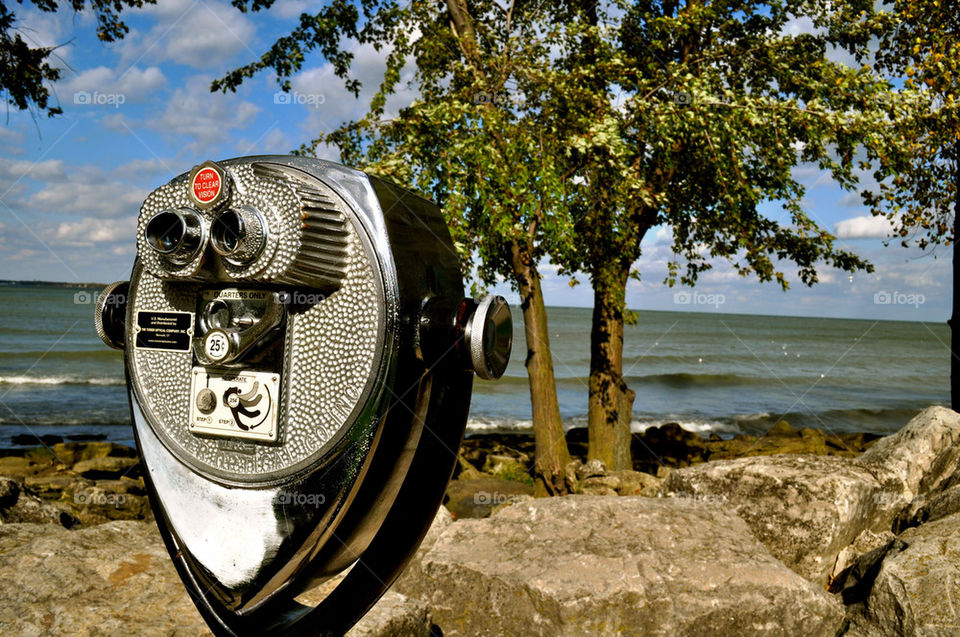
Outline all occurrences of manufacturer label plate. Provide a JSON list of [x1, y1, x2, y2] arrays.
[[134, 311, 193, 352], [188, 367, 280, 442]]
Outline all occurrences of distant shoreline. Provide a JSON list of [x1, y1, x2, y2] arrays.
[[0, 280, 948, 324]]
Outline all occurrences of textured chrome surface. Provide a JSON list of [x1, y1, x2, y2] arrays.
[[128, 158, 394, 484], [116, 156, 480, 634], [252, 163, 350, 288]]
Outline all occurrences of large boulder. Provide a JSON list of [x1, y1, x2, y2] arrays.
[[0, 521, 208, 636], [858, 406, 960, 501], [0, 520, 438, 636], [844, 512, 960, 636], [660, 454, 894, 583], [397, 495, 844, 636]]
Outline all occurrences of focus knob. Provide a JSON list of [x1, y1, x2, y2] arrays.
[[94, 281, 129, 350], [465, 295, 513, 380]]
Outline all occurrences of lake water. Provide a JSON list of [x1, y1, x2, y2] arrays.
[[0, 284, 949, 447]]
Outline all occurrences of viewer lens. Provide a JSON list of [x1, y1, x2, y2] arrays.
[[146, 211, 185, 254], [212, 210, 243, 255]]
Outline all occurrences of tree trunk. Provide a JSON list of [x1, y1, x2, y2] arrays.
[[510, 238, 572, 495], [587, 266, 633, 471]]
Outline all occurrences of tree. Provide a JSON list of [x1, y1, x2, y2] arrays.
[[215, 0, 579, 494], [867, 0, 959, 404], [1, 0, 155, 118], [548, 0, 906, 469], [221, 0, 914, 477]]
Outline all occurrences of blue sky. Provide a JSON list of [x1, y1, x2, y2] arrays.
[[0, 0, 950, 323]]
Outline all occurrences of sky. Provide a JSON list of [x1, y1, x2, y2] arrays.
[[0, 0, 951, 324]]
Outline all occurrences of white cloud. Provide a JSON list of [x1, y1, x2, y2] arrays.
[[271, 0, 329, 19], [233, 126, 293, 156], [62, 66, 167, 103], [291, 40, 420, 139], [0, 127, 25, 147], [122, 0, 257, 68], [835, 214, 893, 240], [838, 192, 862, 208], [52, 215, 138, 245], [0, 158, 66, 183], [149, 76, 260, 148], [27, 180, 147, 219], [14, 6, 82, 63], [781, 16, 818, 37]]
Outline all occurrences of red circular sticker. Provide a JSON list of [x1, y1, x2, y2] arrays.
[[192, 167, 222, 204]]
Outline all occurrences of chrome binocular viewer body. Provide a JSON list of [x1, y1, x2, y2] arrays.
[[95, 156, 511, 635]]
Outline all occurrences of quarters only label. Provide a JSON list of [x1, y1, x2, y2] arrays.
[[134, 311, 193, 352]]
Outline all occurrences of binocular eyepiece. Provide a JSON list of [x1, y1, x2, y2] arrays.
[[94, 156, 511, 636], [144, 208, 205, 264], [144, 204, 269, 272]]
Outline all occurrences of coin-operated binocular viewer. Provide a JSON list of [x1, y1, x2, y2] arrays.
[[94, 157, 512, 635]]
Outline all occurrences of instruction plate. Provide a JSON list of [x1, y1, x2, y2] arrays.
[[188, 367, 280, 442]]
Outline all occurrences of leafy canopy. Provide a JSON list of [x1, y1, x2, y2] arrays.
[[217, 0, 914, 293], [1, 0, 156, 118], [864, 0, 959, 248]]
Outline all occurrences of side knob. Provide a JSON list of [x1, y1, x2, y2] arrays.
[[465, 295, 513, 380], [94, 281, 129, 350]]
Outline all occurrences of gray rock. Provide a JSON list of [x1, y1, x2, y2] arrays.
[[578, 475, 620, 495], [661, 454, 893, 583], [0, 519, 442, 636], [827, 529, 896, 595], [0, 521, 209, 636], [394, 505, 453, 591], [444, 476, 534, 519], [609, 470, 661, 496], [399, 495, 843, 636], [482, 454, 531, 483], [893, 483, 960, 534], [0, 478, 77, 528], [0, 455, 40, 479], [297, 580, 434, 637], [71, 456, 140, 479], [347, 592, 433, 637], [0, 476, 20, 507], [845, 512, 960, 636], [24, 474, 93, 498], [859, 405, 960, 500], [575, 458, 607, 480]]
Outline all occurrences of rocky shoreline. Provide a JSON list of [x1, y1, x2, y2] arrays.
[[1, 407, 958, 635]]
